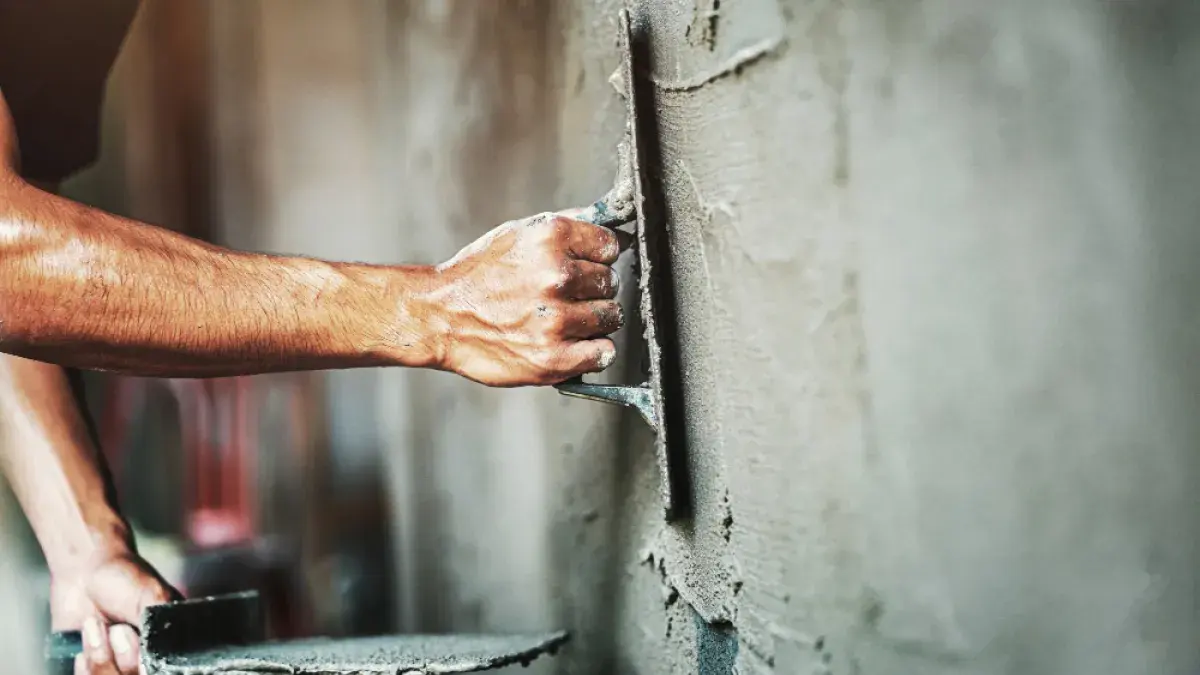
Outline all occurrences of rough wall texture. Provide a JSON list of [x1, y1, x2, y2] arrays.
[[436, 1, 1200, 673], [173, 1, 1200, 674], [591, 1, 1200, 674]]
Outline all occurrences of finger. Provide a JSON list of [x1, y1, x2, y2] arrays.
[[109, 624, 139, 675], [561, 260, 619, 300], [83, 616, 118, 674], [550, 338, 618, 379], [75, 653, 120, 675], [87, 560, 178, 625], [135, 578, 180, 614], [560, 301, 623, 338], [559, 217, 621, 264]]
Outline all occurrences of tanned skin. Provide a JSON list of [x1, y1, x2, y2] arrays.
[[0, 90, 625, 384], [0, 86, 625, 675], [0, 355, 177, 675]]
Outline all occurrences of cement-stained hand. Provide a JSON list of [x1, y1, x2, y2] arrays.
[[428, 212, 628, 387]]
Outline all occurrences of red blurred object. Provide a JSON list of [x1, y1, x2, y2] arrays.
[[98, 375, 308, 638], [176, 378, 257, 549]]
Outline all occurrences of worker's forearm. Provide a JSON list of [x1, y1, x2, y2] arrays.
[[0, 175, 440, 376], [0, 356, 130, 574]]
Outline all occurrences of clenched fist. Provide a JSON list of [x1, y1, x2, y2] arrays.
[[428, 212, 628, 387]]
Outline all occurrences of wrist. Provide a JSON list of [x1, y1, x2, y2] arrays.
[[336, 263, 450, 371], [43, 511, 134, 577]]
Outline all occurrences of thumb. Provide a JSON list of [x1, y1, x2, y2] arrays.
[[86, 560, 177, 626]]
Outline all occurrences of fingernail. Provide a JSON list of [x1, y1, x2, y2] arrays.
[[83, 617, 103, 649], [611, 269, 620, 292], [599, 348, 617, 369], [110, 627, 131, 655]]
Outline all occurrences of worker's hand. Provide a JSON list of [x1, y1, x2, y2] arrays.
[[432, 211, 629, 386], [52, 550, 179, 675]]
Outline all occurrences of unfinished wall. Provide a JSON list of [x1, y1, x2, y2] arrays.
[[556, 1, 1200, 674], [70, 1, 1200, 674], [391, 1, 1200, 674]]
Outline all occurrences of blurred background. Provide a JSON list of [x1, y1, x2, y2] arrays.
[[9, 1, 1200, 674]]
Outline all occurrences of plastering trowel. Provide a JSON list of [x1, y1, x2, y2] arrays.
[[46, 591, 567, 674], [554, 10, 680, 519]]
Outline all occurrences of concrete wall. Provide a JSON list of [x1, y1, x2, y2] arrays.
[[87, 1, 1200, 674], [380, 2, 1200, 674]]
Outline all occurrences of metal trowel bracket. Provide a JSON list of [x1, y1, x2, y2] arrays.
[[556, 378, 657, 432]]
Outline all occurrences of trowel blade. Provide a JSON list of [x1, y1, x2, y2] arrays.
[[140, 592, 567, 674], [553, 8, 676, 517], [618, 9, 677, 519], [49, 592, 568, 674]]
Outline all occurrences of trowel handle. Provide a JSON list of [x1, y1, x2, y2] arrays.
[[552, 190, 650, 427], [572, 194, 634, 229], [45, 630, 83, 675], [554, 377, 658, 431]]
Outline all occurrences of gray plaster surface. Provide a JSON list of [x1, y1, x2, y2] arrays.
[[559, 1, 1200, 673], [143, 633, 568, 675]]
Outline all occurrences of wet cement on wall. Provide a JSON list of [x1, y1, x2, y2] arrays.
[[559, 1, 1200, 674]]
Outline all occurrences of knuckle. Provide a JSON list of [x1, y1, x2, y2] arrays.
[[600, 229, 619, 256], [535, 314, 565, 343], [557, 265, 575, 289], [545, 215, 572, 238], [540, 265, 572, 292], [146, 585, 173, 606], [527, 213, 560, 242], [533, 347, 560, 370]]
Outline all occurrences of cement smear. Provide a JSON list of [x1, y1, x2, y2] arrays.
[[143, 632, 568, 675]]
